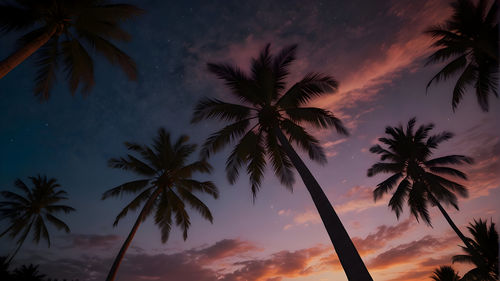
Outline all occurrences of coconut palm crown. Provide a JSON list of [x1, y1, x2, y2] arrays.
[[453, 219, 499, 281], [0, 175, 75, 263], [102, 128, 219, 281], [192, 43, 374, 281], [192, 43, 348, 198], [0, 0, 143, 99], [368, 117, 473, 224], [431, 265, 461, 281], [425, 0, 499, 112]]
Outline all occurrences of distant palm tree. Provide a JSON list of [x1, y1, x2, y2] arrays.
[[368, 118, 476, 253], [431, 266, 461, 281], [13, 264, 45, 281], [192, 44, 373, 281], [0, 0, 143, 99], [0, 175, 75, 263], [103, 128, 219, 281], [453, 219, 499, 281], [425, 0, 499, 112]]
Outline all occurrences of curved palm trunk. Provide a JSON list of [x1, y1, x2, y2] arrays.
[[275, 127, 373, 281], [106, 188, 162, 281], [427, 192, 489, 271], [0, 25, 57, 79]]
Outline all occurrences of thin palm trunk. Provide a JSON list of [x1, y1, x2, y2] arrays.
[[427, 192, 490, 271], [275, 127, 373, 281], [106, 188, 162, 281], [6, 218, 35, 264], [0, 25, 57, 79]]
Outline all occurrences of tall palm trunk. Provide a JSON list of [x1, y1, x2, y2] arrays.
[[275, 127, 373, 281], [0, 25, 57, 79], [426, 191, 489, 271], [106, 188, 162, 281]]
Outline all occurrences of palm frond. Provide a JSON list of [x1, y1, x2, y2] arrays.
[[0, 3, 37, 33], [45, 214, 70, 233], [373, 173, 403, 201], [61, 39, 94, 94], [388, 177, 410, 218], [452, 63, 477, 110], [425, 155, 474, 166], [277, 73, 338, 107], [191, 97, 252, 123], [207, 63, 262, 105], [225, 129, 258, 184], [429, 167, 467, 180], [280, 119, 326, 164], [77, 33, 137, 80], [367, 162, 403, 177], [34, 36, 59, 100], [273, 44, 297, 94], [284, 107, 349, 135], [102, 179, 150, 200], [266, 130, 295, 189], [426, 54, 467, 91], [200, 119, 250, 159], [112, 188, 153, 227]]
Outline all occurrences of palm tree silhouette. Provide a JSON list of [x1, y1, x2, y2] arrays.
[[431, 266, 461, 281], [367, 118, 477, 254], [0, 175, 75, 264], [13, 264, 46, 281], [425, 0, 499, 112], [0, 0, 143, 99], [453, 219, 499, 281], [192, 43, 373, 281], [102, 128, 219, 281]]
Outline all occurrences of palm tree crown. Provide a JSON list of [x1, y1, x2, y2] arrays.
[[0, 175, 75, 262], [102, 128, 219, 281], [0, 0, 143, 99], [192, 44, 374, 281], [431, 265, 461, 281], [192, 43, 348, 199], [453, 219, 499, 281], [368, 117, 473, 224], [425, 0, 499, 112]]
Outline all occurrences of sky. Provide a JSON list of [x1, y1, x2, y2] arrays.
[[0, 0, 499, 280]]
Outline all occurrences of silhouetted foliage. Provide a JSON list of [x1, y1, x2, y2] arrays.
[[0, 175, 75, 263], [453, 219, 499, 281], [12, 264, 45, 281], [431, 266, 461, 281], [425, 0, 499, 112], [0, 0, 143, 99], [368, 117, 472, 224], [102, 128, 219, 281], [192, 43, 374, 281]]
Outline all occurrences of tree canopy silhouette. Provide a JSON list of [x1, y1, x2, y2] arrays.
[[102, 128, 219, 281], [192, 43, 373, 281], [0, 175, 75, 264], [368, 118, 477, 255], [425, 0, 499, 111], [431, 265, 461, 281], [0, 0, 143, 100], [453, 219, 499, 281]]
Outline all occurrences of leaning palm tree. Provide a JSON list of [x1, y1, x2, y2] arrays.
[[431, 266, 461, 281], [102, 128, 219, 281], [0, 0, 143, 99], [368, 118, 477, 255], [192, 44, 373, 280], [0, 175, 75, 264], [425, 0, 499, 112], [453, 219, 499, 281]]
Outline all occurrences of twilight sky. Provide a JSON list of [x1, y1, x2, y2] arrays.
[[0, 0, 499, 280]]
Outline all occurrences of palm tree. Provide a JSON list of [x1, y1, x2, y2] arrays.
[[102, 128, 219, 281], [431, 266, 461, 281], [12, 264, 46, 281], [0, 0, 143, 99], [0, 175, 75, 264], [367, 118, 479, 252], [192, 43, 373, 281], [453, 219, 499, 281], [425, 0, 499, 112]]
